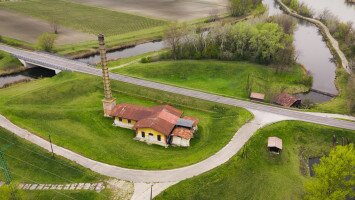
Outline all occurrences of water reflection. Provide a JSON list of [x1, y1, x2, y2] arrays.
[[298, 0, 355, 26], [0, 67, 56, 88]]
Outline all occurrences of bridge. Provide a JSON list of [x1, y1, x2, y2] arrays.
[[1, 44, 355, 131]]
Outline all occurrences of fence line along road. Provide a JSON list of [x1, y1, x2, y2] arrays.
[[1, 44, 355, 131]]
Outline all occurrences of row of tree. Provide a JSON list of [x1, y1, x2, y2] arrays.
[[165, 16, 296, 68]]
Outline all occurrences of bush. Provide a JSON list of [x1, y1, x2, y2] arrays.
[[37, 32, 57, 52], [164, 22, 295, 65], [140, 56, 152, 63]]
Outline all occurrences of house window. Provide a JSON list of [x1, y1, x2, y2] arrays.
[[118, 117, 122, 122], [128, 119, 131, 124], [142, 132, 145, 138], [149, 133, 153, 136], [157, 135, 161, 141]]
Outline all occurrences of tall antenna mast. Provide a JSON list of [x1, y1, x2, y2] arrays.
[[98, 34, 116, 117]]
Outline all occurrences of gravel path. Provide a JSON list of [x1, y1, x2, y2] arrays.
[[0, 110, 291, 183]]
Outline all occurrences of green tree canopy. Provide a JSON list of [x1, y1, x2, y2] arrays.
[[305, 144, 355, 200]]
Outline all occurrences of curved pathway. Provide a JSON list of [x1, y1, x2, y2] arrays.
[[275, 0, 352, 74], [0, 110, 292, 183]]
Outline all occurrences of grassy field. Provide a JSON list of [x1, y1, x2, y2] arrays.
[[0, 51, 24, 75], [0, 127, 110, 200], [156, 121, 355, 200], [0, 72, 252, 169], [0, 0, 167, 36], [114, 60, 312, 101]]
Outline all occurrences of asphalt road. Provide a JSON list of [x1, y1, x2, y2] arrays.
[[1, 44, 355, 131]]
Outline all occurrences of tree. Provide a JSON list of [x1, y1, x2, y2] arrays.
[[304, 144, 355, 200], [50, 17, 59, 34], [347, 74, 355, 115], [164, 23, 187, 60], [37, 32, 57, 52], [0, 183, 23, 200]]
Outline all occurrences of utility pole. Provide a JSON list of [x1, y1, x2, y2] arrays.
[[0, 144, 13, 185]]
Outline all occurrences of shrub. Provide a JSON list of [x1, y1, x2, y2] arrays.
[[37, 32, 57, 52], [140, 56, 152, 63]]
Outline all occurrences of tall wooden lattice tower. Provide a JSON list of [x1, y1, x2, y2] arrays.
[[98, 34, 116, 117]]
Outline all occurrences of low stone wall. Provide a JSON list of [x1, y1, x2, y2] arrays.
[[275, 0, 352, 74]]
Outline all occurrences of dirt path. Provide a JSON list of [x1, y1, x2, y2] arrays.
[[0, 9, 95, 45]]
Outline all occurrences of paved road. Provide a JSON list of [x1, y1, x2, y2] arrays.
[[0, 110, 291, 183], [1, 44, 355, 131]]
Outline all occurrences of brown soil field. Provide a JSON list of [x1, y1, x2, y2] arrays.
[[0, 9, 95, 45], [70, 0, 229, 21]]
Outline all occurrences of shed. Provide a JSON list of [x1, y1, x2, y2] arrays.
[[267, 137, 282, 154], [274, 93, 301, 107], [250, 92, 265, 102]]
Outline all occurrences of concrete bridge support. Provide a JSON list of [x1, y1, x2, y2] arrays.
[[19, 59, 61, 74]]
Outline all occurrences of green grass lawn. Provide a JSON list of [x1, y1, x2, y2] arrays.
[[156, 121, 355, 200], [0, 51, 24, 75], [0, 0, 167, 37], [113, 60, 312, 101], [0, 127, 110, 200], [0, 72, 252, 170]]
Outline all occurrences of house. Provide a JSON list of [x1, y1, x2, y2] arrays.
[[171, 116, 199, 147], [250, 92, 265, 102], [274, 93, 301, 107], [110, 104, 199, 147], [267, 137, 282, 154]]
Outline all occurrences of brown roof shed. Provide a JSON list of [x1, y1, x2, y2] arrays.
[[274, 93, 301, 107]]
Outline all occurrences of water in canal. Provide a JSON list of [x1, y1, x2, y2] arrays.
[[297, 0, 355, 26], [263, 0, 340, 102], [77, 41, 164, 65], [0, 67, 56, 88]]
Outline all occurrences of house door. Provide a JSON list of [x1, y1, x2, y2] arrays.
[[148, 133, 154, 142]]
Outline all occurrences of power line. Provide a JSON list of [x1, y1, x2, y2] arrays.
[[0, 136, 111, 199]]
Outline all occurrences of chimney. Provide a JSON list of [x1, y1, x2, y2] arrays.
[[98, 33, 116, 117]]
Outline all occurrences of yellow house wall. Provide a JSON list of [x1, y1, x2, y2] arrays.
[[136, 128, 167, 143], [116, 117, 136, 125]]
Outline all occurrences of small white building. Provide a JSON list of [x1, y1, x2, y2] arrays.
[[267, 137, 283, 154]]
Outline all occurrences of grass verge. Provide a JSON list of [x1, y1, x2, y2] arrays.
[[113, 60, 312, 101], [0, 51, 25, 75], [0, 127, 110, 200], [0, 72, 252, 170], [156, 121, 355, 200]]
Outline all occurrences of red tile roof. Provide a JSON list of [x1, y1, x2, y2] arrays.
[[172, 127, 193, 139], [275, 93, 301, 107], [111, 103, 184, 135], [134, 117, 176, 136], [110, 103, 154, 121], [151, 105, 183, 117]]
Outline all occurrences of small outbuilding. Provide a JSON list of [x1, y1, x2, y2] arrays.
[[250, 92, 265, 102], [274, 93, 301, 108], [267, 137, 282, 154]]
